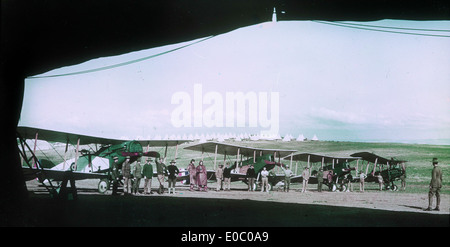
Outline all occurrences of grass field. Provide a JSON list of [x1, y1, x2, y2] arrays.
[[27, 139, 449, 194]]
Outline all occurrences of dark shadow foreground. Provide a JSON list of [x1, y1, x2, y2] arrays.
[[14, 194, 449, 227]]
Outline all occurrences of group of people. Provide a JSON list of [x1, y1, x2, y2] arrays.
[[108, 156, 442, 211], [187, 159, 209, 191], [110, 155, 181, 195]]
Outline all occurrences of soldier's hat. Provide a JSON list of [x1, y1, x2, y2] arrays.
[[432, 157, 438, 164], [126, 156, 130, 159], [113, 156, 119, 160], [146, 157, 153, 161], [170, 159, 176, 164]]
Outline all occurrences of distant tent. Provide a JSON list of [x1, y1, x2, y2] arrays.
[[250, 134, 259, 141], [311, 134, 319, 141], [296, 134, 305, 141], [282, 134, 291, 142]]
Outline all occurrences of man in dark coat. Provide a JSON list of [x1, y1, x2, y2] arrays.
[[317, 168, 324, 192], [167, 160, 180, 194], [246, 164, 257, 191], [122, 156, 132, 195], [425, 158, 442, 211], [110, 156, 120, 195], [223, 163, 232, 191], [142, 158, 154, 194]]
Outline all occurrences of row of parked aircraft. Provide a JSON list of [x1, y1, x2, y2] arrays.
[[17, 126, 407, 198]]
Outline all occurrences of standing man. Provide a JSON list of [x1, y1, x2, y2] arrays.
[[142, 158, 154, 194], [122, 156, 132, 195], [167, 160, 180, 194], [425, 158, 442, 211], [215, 164, 224, 192], [110, 156, 120, 196], [260, 167, 270, 193], [377, 174, 384, 191], [155, 157, 167, 194], [196, 161, 208, 191], [132, 160, 143, 194], [223, 163, 232, 191], [345, 173, 353, 192], [301, 167, 310, 193], [359, 170, 366, 192], [187, 159, 197, 191], [283, 165, 294, 192], [400, 162, 407, 191], [246, 164, 257, 191], [317, 168, 324, 192]]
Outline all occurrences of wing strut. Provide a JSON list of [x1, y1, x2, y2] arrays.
[[16, 131, 58, 196]]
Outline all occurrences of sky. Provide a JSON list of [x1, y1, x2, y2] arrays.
[[19, 20, 450, 144]]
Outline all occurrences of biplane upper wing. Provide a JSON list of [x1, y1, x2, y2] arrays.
[[284, 152, 360, 163], [17, 126, 126, 145], [184, 141, 296, 158], [350, 152, 406, 164], [17, 126, 191, 146]]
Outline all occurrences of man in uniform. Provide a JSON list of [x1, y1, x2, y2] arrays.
[[122, 156, 132, 195], [301, 167, 310, 193], [143, 158, 154, 194], [282, 165, 294, 192], [260, 167, 269, 193], [425, 158, 442, 211], [167, 160, 180, 194], [110, 156, 121, 195], [187, 159, 197, 191], [215, 164, 224, 191], [155, 157, 167, 194], [246, 164, 256, 191], [132, 160, 143, 194], [223, 163, 232, 191], [359, 170, 366, 192], [317, 168, 324, 192]]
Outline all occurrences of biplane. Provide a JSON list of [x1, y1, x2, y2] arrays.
[[183, 141, 297, 191], [283, 153, 360, 192], [350, 152, 407, 191], [17, 126, 191, 195]]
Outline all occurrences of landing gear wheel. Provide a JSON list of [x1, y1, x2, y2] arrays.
[[391, 185, 398, 191], [340, 184, 347, 192], [98, 179, 110, 194]]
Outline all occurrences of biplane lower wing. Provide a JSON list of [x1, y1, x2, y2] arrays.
[[22, 167, 108, 181]]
